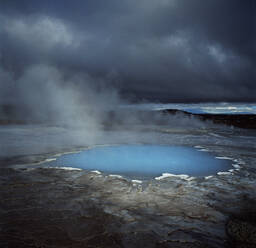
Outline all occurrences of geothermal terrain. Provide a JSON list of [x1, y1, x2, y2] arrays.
[[1, 103, 256, 248]]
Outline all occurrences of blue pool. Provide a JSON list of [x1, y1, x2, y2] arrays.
[[44, 145, 232, 177]]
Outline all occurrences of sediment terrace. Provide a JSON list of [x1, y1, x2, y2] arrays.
[[1, 160, 256, 247]]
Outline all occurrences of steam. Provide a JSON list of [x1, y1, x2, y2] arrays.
[[0, 64, 123, 144], [0, 63, 212, 129], [0, 63, 215, 158]]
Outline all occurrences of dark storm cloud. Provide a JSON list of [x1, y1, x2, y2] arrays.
[[0, 0, 255, 102]]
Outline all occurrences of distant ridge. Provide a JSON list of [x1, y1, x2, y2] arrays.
[[162, 109, 256, 129]]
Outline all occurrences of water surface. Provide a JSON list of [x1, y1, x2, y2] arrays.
[[44, 145, 232, 178]]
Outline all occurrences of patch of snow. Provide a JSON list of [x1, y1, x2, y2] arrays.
[[44, 158, 57, 163], [199, 149, 209, 152], [232, 164, 241, 169], [216, 157, 233, 160], [132, 180, 142, 184], [51, 167, 82, 171], [91, 170, 101, 174], [205, 175, 213, 180], [155, 173, 189, 180], [109, 174, 123, 179], [217, 171, 231, 176], [194, 145, 203, 149], [186, 177, 196, 181]]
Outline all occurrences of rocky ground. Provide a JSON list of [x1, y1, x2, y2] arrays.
[[1, 114, 256, 248], [1, 158, 256, 248]]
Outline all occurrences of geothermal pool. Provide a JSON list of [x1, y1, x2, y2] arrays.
[[44, 145, 232, 177]]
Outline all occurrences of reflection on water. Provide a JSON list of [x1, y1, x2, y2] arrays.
[[44, 145, 232, 177]]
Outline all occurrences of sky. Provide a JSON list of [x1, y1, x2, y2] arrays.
[[0, 0, 255, 103]]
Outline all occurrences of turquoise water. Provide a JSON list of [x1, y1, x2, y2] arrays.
[[44, 145, 232, 177]]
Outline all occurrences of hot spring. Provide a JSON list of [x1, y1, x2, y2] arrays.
[[44, 145, 232, 178]]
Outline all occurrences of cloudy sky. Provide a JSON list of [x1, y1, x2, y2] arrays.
[[0, 0, 255, 102]]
